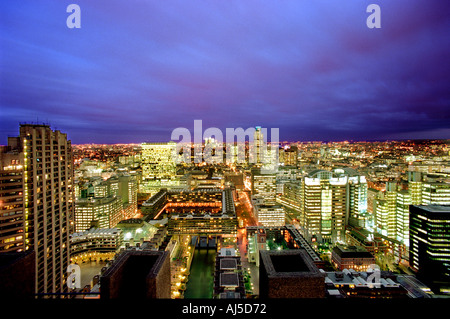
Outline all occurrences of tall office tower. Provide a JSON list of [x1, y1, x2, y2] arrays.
[[0, 142, 25, 252], [20, 124, 74, 294], [396, 190, 411, 246], [251, 168, 277, 206], [141, 142, 177, 180], [118, 173, 137, 219], [301, 168, 367, 243], [422, 182, 450, 205], [346, 169, 368, 227], [409, 205, 450, 294], [374, 181, 397, 238], [253, 126, 264, 165], [385, 181, 398, 237], [408, 171, 422, 205]]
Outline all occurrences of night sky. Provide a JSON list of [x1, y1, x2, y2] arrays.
[[1, 0, 449, 144]]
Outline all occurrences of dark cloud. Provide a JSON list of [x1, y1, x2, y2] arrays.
[[1, 0, 449, 144]]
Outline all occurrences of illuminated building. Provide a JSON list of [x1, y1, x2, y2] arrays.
[[251, 168, 276, 206], [254, 205, 285, 227], [280, 145, 298, 167], [143, 187, 237, 236], [374, 181, 397, 238], [141, 142, 177, 180], [331, 245, 375, 271], [409, 205, 450, 294], [421, 182, 450, 205], [75, 173, 137, 232], [396, 190, 411, 246], [69, 228, 122, 262], [408, 171, 422, 205], [75, 196, 122, 232], [117, 173, 138, 220], [253, 126, 264, 165], [116, 218, 158, 248], [0, 143, 24, 252], [300, 168, 367, 243], [278, 181, 302, 212], [374, 179, 450, 248], [19, 124, 74, 294], [325, 269, 408, 298], [247, 227, 267, 266], [251, 168, 285, 227]]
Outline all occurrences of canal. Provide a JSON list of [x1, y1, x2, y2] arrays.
[[184, 248, 216, 299]]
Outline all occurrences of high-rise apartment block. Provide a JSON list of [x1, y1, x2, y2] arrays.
[[4, 124, 74, 295], [0, 144, 24, 253]]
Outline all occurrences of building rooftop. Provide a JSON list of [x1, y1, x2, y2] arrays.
[[326, 269, 401, 289], [220, 258, 238, 270], [260, 249, 323, 277], [219, 291, 241, 299], [219, 273, 239, 287], [70, 227, 122, 239], [413, 205, 450, 213], [332, 245, 374, 259]]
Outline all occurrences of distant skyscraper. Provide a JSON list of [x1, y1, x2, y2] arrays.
[[253, 126, 264, 165], [409, 205, 450, 294], [19, 124, 74, 294], [282, 145, 298, 167]]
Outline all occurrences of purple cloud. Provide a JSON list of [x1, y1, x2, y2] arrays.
[[1, 0, 449, 143]]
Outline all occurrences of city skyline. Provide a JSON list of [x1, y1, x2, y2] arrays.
[[1, 1, 449, 144]]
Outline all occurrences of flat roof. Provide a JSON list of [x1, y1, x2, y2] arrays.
[[220, 258, 238, 270], [332, 245, 374, 259], [413, 205, 450, 213], [270, 253, 309, 272], [260, 249, 323, 277], [219, 273, 239, 287]]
